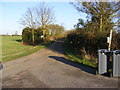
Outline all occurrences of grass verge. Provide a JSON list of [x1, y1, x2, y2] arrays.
[[63, 41, 97, 68], [63, 41, 114, 75]]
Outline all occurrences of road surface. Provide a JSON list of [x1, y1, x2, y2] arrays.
[[2, 39, 119, 88]]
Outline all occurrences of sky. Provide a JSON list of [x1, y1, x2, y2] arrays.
[[0, 1, 87, 35]]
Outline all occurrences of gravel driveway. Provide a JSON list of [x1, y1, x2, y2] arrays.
[[2, 39, 119, 88]]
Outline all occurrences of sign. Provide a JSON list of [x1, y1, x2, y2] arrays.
[[107, 37, 110, 43], [41, 35, 44, 38]]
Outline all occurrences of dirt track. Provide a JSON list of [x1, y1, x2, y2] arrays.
[[2, 40, 119, 88]]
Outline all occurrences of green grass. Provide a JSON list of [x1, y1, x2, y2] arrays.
[[63, 42, 97, 68], [64, 43, 114, 74], [1, 36, 53, 62]]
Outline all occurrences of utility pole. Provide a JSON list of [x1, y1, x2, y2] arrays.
[[108, 29, 113, 51]]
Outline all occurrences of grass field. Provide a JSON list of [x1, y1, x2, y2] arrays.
[[1, 36, 51, 62]]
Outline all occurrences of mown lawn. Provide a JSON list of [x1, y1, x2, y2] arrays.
[[1, 36, 51, 62]]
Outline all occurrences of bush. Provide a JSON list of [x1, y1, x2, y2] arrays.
[[46, 24, 65, 40], [112, 32, 120, 50], [22, 27, 43, 45], [66, 28, 120, 61], [66, 29, 108, 60]]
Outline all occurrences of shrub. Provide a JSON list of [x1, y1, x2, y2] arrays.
[[46, 24, 65, 40], [22, 27, 32, 45], [22, 27, 43, 45], [112, 32, 120, 50], [66, 29, 108, 60], [34, 28, 43, 44]]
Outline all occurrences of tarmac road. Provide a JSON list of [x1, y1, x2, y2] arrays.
[[2, 39, 119, 88]]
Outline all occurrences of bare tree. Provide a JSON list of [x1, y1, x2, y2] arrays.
[[20, 7, 36, 44], [20, 7, 36, 28], [20, 2, 55, 28], [35, 2, 55, 26]]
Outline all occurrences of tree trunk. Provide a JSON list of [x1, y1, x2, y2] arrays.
[[32, 28, 35, 45]]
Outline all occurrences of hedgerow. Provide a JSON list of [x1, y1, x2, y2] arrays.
[[66, 28, 120, 60]]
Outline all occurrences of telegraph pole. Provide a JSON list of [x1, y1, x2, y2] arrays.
[[108, 29, 113, 51]]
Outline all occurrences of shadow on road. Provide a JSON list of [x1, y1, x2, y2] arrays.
[[49, 56, 97, 75], [47, 39, 111, 77]]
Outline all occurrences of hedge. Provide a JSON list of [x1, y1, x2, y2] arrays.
[[66, 29, 119, 60], [66, 28, 120, 60], [22, 27, 43, 45]]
